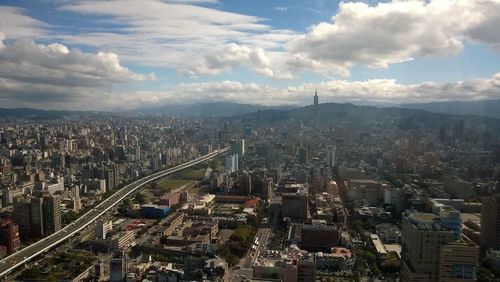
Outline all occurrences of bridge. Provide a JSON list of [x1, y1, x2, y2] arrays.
[[0, 147, 228, 278]]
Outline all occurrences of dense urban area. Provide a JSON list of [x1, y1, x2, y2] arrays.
[[0, 94, 500, 282]]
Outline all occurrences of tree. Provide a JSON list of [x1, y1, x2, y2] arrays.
[[150, 182, 159, 190], [62, 210, 78, 224], [135, 193, 147, 204], [122, 198, 132, 207]]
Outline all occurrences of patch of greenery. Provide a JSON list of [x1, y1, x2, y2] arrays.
[[156, 179, 193, 192], [19, 250, 97, 281], [176, 168, 207, 180], [218, 216, 259, 266]]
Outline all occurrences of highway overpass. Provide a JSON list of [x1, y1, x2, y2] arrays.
[[0, 146, 228, 278]]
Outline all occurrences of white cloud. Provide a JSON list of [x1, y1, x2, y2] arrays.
[[2, 65, 499, 110], [183, 43, 294, 79], [0, 35, 153, 109], [466, 0, 500, 51], [164, 0, 219, 3], [156, 0, 500, 79], [57, 0, 292, 68], [0, 6, 49, 39], [274, 7, 287, 12], [287, 0, 500, 75], [100, 73, 500, 110], [3, 0, 500, 80]]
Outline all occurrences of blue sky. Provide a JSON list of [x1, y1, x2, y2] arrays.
[[0, 0, 499, 110]]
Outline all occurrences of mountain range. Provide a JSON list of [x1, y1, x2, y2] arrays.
[[0, 100, 499, 124], [395, 99, 500, 119], [133, 102, 292, 117]]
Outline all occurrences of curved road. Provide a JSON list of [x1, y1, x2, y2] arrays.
[[0, 147, 228, 278]]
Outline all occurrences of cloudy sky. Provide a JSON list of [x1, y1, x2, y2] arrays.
[[0, 0, 499, 110]]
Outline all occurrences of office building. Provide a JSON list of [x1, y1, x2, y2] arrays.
[[110, 251, 127, 282], [282, 191, 308, 221], [481, 194, 500, 252], [438, 240, 479, 282], [31, 196, 44, 238], [299, 223, 341, 252], [225, 154, 238, 173], [0, 219, 20, 254], [401, 210, 477, 282], [401, 211, 455, 281], [13, 198, 32, 239], [96, 220, 113, 239], [42, 195, 62, 236], [229, 139, 245, 157]]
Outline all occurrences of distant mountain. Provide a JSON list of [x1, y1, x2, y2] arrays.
[[0, 102, 293, 120], [395, 99, 500, 119], [136, 102, 294, 117], [0, 108, 76, 120], [0, 108, 110, 120], [237, 102, 500, 133]]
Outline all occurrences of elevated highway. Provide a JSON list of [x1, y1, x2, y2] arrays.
[[0, 147, 228, 278]]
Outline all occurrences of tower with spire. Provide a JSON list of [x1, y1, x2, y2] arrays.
[[314, 90, 318, 106]]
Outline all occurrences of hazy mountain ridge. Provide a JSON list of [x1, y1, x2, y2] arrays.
[[396, 99, 500, 119], [0, 108, 79, 120], [237, 102, 500, 133], [135, 102, 294, 117], [0, 102, 294, 119]]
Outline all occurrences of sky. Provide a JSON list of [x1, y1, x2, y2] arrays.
[[0, 0, 499, 110]]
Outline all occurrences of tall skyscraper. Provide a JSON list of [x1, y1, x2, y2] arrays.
[[314, 90, 318, 106], [481, 194, 500, 252], [325, 145, 336, 168], [110, 251, 127, 282], [42, 195, 62, 236], [30, 196, 44, 238], [13, 198, 32, 239], [225, 154, 238, 173]]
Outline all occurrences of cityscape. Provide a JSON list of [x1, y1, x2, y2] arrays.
[[1, 0, 500, 282]]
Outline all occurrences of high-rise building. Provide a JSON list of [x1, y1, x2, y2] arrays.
[[481, 194, 500, 252], [299, 223, 341, 252], [225, 154, 238, 173], [401, 210, 455, 281], [314, 90, 318, 106], [282, 191, 308, 221], [0, 219, 20, 254], [401, 210, 477, 282], [298, 147, 308, 165], [134, 145, 141, 161], [30, 196, 44, 238], [110, 251, 127, 282], [229, 139, 245, 157], [96, 220, 113, 239], [42, 195, 62, 236], [325, 145, 336, 168], [39, 135, 47, 151], [438, 240, 479, 282], [2, 187, 23, 208], [298, 259, 316, 282], [13, 198, 32, 239]]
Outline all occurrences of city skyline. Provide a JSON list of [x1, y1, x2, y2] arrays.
[[0, 0, 499, 110]]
